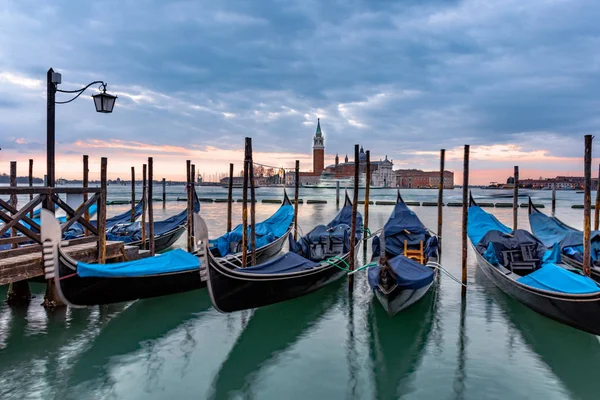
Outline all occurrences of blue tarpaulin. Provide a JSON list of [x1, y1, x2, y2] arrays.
[[289, 202, 362, 261], [77, 248, 200, 278], [65, 201, 143, 239], [529, 207, 600, 261], [371, 200, 437, 258], [368, 254, 434, 290], [529, 207, 578, 248], [467, 204, 511, 245], [476, 229, 547, 267], [518, 262, 600, 294], [209, 204, 294, 256], [235, 251, 318, 274]]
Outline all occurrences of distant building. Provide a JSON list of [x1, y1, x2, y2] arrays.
[[323, 148, 394, 187], [298, 118, 326, 185], [518, 176, 596, 190], [298, 119, 394, 186], [394, 169, 454, 189]]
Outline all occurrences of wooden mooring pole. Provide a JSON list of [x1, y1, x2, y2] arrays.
[[28, 159, 33, 219], [583, 135, 593, 277], [241, 141, 250, 267], [191, 164, 196, 243], [98, 157, 108, 264], [595, 164, 600, 231], [437, 149, 445, 255], [551, 184, 556, 216], [336, 180, 340, 208], [83, 155, 89, 236], [348, 144, 360, 291], [10, 162, 17, 249], [131, 166, 136, 221], [141, 163, 147, 250], [294, 160, 300, 240], [148, 157, 155, 256], [227, 163, 234, 233], [162, 178, 166, 208], [186, 160, 192, 252], [6, 161, 30, 305], [513, 166, 519, 231], [461, 145, 470, 297], [363, 151, 371, 261], [248, 139, 257, 266]]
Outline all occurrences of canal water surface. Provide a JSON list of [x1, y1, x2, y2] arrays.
[[0, 187, 598, 399]]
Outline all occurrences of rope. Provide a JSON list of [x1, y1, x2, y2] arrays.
[[58, 272, 78, 281], [426, 261, 468, 287], [348, 261, 378, 275], [323, 255, 352, 272], [360, 228, 381, 241]]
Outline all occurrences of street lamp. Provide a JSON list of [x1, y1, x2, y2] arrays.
[[46, 67, 117, 190]]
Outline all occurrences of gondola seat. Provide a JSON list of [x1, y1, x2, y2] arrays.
[[291, 224, 352, 262]]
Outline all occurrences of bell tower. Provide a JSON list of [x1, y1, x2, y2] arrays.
[[313, 118, 325, 174]]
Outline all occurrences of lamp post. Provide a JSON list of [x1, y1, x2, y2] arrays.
[[46, 67, 117, 192]]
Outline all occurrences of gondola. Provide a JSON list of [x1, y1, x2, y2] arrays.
[[528, 198, 600, 281], [63, 200, 143, 239], [367, 191, 439, 315], [104, 191, 200, 253], [475, 266, 600, 400], [41, 193, 294, 306], [469, 194, 600, 335], [197, 193, 363, 313]]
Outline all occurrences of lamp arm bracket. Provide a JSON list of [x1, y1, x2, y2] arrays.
[[55, 81, 107, 105]]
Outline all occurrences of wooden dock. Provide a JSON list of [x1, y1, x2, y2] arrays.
[[0, 241, 141, 286]]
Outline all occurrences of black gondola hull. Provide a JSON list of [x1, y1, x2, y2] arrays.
[[128, 225, 186, 253], [474, 247, 600, 336], [374, 274, 436, 316], [206, 246, 357, 313], [56, 229, 290, 306]]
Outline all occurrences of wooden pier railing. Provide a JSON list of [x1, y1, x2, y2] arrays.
[[0, 186, 105, 260]]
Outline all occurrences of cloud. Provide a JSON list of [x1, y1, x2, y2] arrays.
[[0, 0, 599, 184]]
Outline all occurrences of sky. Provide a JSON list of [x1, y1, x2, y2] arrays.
[[1, 0, 599, 184]]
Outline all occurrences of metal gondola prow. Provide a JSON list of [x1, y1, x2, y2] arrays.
[[41, 209, 61, 281], [41, 208, 82, 308], [344, 189, 352, 207], [282, 189, 292, 205], [469, 191, 477, 207], [396, 189, 404, 204], [528, 196, 537, 215], [192, 212, 211, 283]]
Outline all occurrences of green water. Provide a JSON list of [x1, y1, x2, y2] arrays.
[[1, 188, 599, 399]]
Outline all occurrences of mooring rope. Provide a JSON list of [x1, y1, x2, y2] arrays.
[[426, 261, 468, 287]]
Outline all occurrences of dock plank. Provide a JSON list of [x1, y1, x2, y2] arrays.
[[0, 241, 125, 286]]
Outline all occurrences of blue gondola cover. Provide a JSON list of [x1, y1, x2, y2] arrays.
[[210, 204, 294, 257], [530, 207, 600, 261], [77, 248, 200, 278], [371, 201, 437, 258], [467, 204, 511, 245], [289, 203, 362, 261], [368, 254, 434, 290], [529, 208, 578, 248], [518, 263, 600, 294], [235, 252, 319, 274]]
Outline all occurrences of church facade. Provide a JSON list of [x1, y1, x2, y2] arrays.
[[298, 119, 394, 187]]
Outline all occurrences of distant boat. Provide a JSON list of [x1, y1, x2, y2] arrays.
[[304, 172, 387, 189]]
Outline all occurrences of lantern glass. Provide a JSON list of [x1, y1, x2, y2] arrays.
[[92, 92, 117, 113]]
